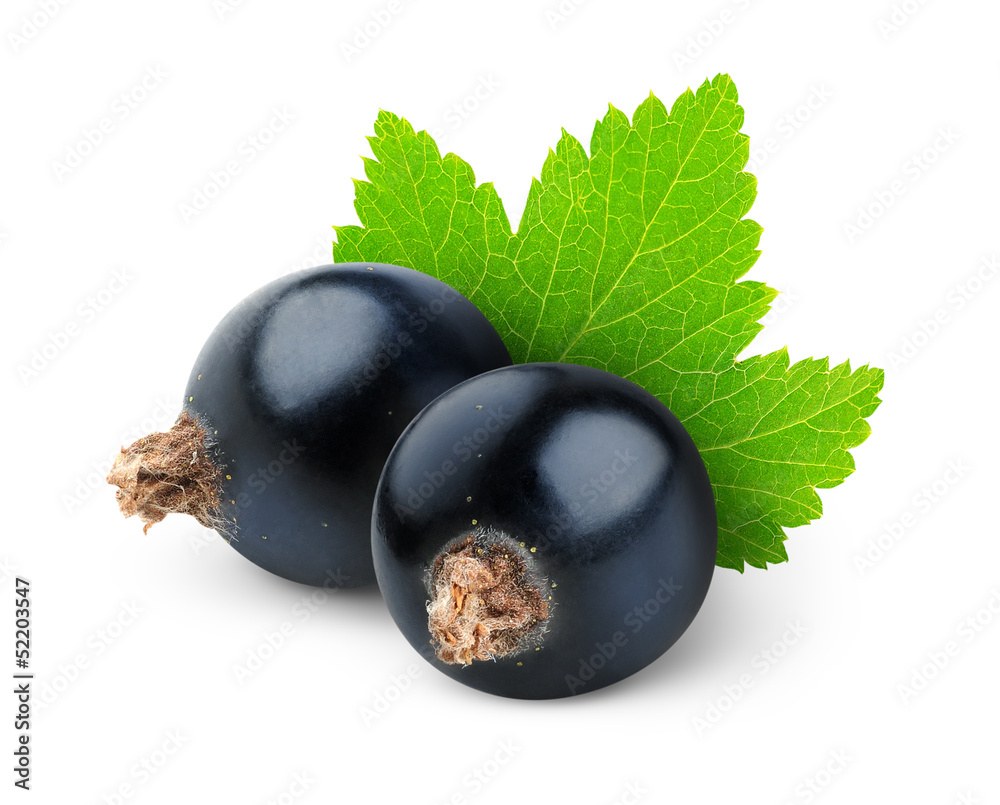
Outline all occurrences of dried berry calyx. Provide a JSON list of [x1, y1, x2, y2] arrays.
[[427, 531, 549, 665], [107, 411, 227, 535]]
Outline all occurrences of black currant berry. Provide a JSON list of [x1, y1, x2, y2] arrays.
[[108, 263, 512, 587], [372, 362, 718, 698]]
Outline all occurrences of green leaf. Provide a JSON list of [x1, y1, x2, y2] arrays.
[[333, 74, 884, 572]]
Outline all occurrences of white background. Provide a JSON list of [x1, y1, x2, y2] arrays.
[[3, 0, 998, 803]]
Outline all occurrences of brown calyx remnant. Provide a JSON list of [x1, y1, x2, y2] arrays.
[[107, 411, 227, 535], [428, 533, 549, 665]]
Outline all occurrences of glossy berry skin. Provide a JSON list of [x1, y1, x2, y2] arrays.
[[184, 263, 511, 587], [372, 362, 717, 699]]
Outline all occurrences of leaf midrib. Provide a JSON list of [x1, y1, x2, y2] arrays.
[[554, 89, 727, 363]]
